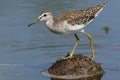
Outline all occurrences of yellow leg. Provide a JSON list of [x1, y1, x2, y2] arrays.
[[67, 33, 80, 59], [58, 33, 80, 60], [82, 32, 95, 60]]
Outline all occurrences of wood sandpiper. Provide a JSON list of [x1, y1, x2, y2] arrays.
[[28, 2, 106, 60]]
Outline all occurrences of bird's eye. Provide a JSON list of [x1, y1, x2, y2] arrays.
[[43, 14, 47, 17]]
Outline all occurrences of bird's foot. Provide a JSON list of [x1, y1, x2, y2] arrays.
[[90, 55, 94, 60], [57, 52, 74, 61]]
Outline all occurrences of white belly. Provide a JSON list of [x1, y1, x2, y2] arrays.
[[47, 20, 86, 34], [55, 21, 86, 34]]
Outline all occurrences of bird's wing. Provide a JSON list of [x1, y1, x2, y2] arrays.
[[54, 2, 106, 26]]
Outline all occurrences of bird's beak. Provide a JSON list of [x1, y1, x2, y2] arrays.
[[27, 18, 40, 27]]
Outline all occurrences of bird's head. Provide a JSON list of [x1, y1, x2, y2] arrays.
[[28, 10, 53, 27]]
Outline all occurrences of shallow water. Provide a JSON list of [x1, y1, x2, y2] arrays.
[[0, 0, 120, 80]]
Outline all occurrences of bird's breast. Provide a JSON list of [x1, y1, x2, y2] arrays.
[[46, 20, 86, 34]]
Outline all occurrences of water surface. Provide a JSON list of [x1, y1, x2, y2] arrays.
[[0, 0, 120, 80]]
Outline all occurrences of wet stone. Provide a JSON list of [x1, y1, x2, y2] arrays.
[[48, 54, 104, 76]]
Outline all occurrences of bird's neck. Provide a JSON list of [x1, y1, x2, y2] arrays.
[[46, 18, 55, 31]]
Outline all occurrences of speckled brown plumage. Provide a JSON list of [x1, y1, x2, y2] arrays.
[[53, 2, 106, 25]]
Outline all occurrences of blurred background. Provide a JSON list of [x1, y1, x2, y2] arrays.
[[0, 0, 120, 80]]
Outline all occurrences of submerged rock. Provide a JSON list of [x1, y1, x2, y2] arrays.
[[48, 54, 104, 77]]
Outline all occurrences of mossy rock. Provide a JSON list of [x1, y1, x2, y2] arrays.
[[48, 54, 104, 79]]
